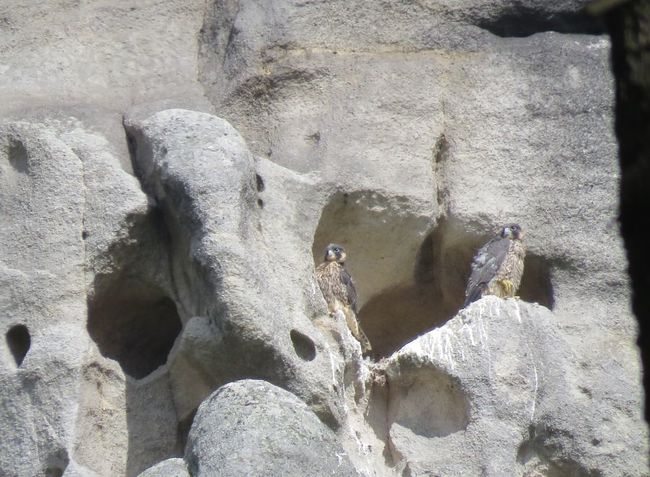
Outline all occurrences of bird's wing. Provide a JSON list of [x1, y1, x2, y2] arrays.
[[340, 267, 358, 313], [464, 237, 511, 305]]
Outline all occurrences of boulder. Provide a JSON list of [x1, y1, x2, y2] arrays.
[[136, 458, 189, 477], [185, 380, 358, 477], [385, 296, 649, 476]]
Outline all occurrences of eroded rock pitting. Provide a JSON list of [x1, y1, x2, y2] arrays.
[[0, 1, 648, 476]]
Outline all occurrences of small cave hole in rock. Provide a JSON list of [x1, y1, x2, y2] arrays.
[[255, 174, 265, 208], [359, 218, 554, 358], [474, 7, 605, 37], [255, 173, 265, 192], [290, 329, 316, 361], [6, 324, 30, 367], [44, 450, 69, 477], [312, 190, 440, 359], [8, 138, 29, 174], [389, 366, 469, 438], [312, 193, 555, 359], [87, 278, 182, 379], [45, 467, 65, 477]]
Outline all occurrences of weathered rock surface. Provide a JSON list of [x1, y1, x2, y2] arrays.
[[0, 116, 180, 476], [185, 380, 358, 477], [385, 296, 648, 476], [200, 0, 629, 363], [0, 0, 648, 476], [136, 458, 189, 477], [123, 109, 348, 429]]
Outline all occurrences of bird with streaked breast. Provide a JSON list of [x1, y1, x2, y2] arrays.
[[464, 224, 526, 307], [315, 243, 372, 355]]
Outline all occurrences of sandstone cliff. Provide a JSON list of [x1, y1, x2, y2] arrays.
[[0, 1, 648, 476]]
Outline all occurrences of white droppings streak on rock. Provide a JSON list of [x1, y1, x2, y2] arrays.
[[530, 362, 539, 421], [441, 331, 456, 370], [512, 299, 522, 324], [461, 321, 476, 346], [476, 314, 490, 351], [324, 342, 339, 388]]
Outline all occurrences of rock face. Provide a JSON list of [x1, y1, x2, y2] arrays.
[[385, 296, 648, 476], [185, 380, 357, 477], [123, 109, 347, 429], [0, 1, 648, 476]]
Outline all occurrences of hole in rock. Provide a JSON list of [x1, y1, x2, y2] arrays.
[[6, 324, 30, 367], [312, 190, 433, 358], [519, 255, 555, 310], [8, 138, 29, 174], [44, 449, 69, 477], [255, 173, 265, 192], [45, 467, 64, 477], [473, 7, 605, 37], [413, 219, 555, 313], [87, 278, 182, 379], [389, 366, 469, 438], [80, 203, 184, 474], [290, 329, 316, 361], [337, 215, 553, 358]]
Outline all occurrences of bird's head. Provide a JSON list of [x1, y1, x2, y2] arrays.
[[324, 243, 347, 263], [499, 223, 524, 240]]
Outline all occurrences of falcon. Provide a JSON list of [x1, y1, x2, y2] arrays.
[[315, 243, 372, 354], [464, 224, 526, 307]]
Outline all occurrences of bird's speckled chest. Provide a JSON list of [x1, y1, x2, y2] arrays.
[[494, 239, 526, 288], [315, 261, 349, 310]]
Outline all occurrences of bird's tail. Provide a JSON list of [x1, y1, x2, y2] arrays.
[[464, 283, 488, 307]]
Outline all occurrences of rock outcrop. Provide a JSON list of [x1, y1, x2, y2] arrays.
[[0, 1, 648, 476], [385, 296, 648, 476], [185, 380, 357, 477]]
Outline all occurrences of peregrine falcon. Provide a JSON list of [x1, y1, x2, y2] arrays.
[[464, 224, 526, 307], [315, 244, 372, 355]]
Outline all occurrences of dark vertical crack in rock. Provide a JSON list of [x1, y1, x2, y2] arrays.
[[600, 0, 650, 423], [432, 132, 450, 217]]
